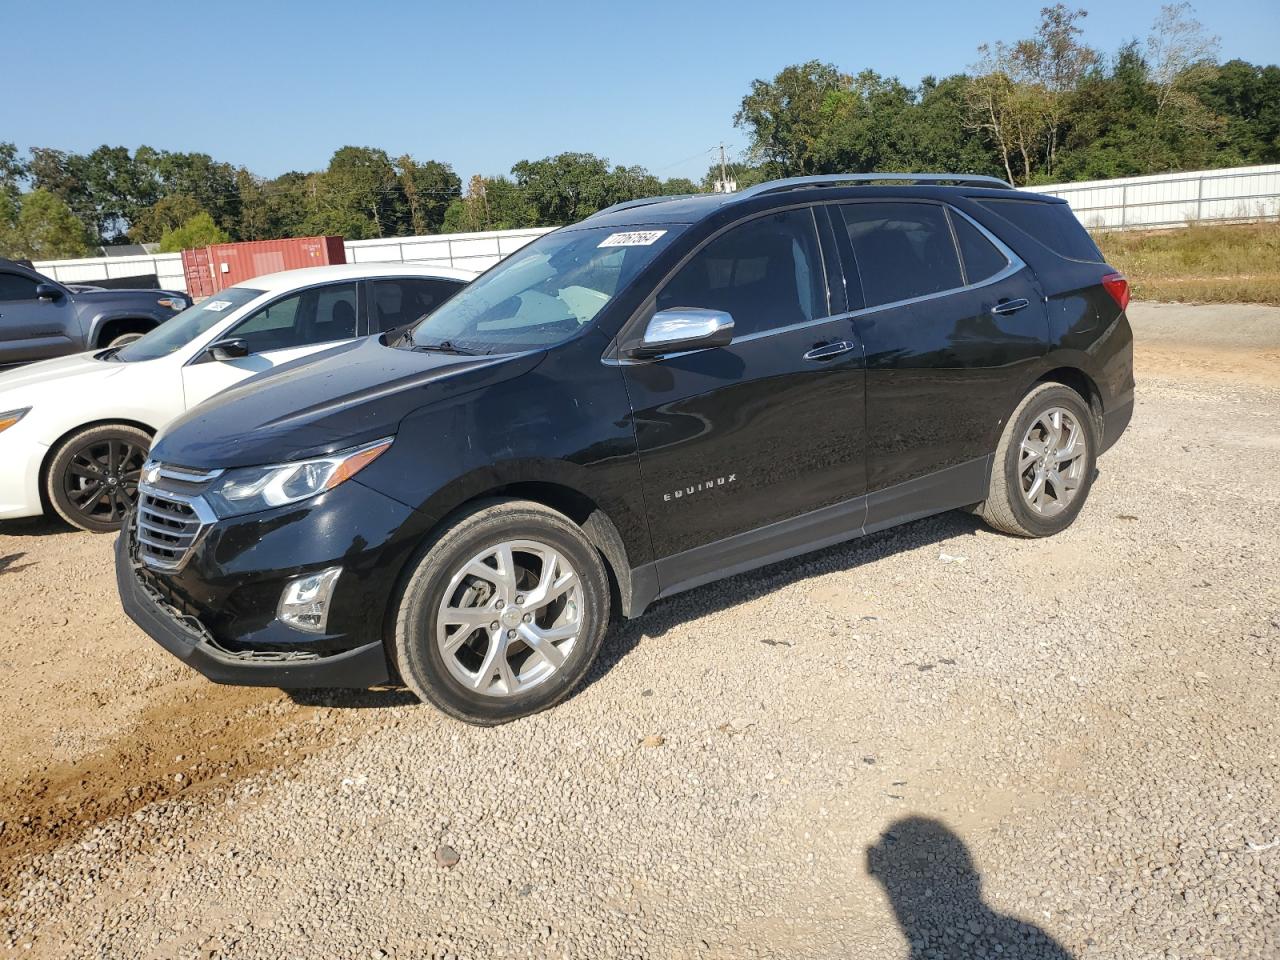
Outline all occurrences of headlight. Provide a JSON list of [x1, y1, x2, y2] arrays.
[[0, 408, 30, 434], [204, 437, 393, 518], [157, 297, 186, 311]]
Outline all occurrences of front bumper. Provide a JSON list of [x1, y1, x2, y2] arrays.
[[117, 528, 390, 686], [115, 478, 431, 688], [0, 431, 48, 520]]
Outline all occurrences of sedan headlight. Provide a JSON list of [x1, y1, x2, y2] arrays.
[[204, 437, 393, 518], [0, 408, 30, 434]]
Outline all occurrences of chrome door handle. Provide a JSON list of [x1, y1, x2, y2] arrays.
[[990, 298, 1030, 316], [803, 340, 858, 362]]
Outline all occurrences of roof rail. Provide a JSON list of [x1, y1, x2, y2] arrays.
[[588, 194, 697, 219], [731, 172, 1013, 201]]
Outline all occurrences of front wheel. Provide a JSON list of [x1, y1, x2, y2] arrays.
[[979, 383, 1097, 538], [106, 332, 146, 348], [392, 499, 611, 725], [45, 423, 151, 533]]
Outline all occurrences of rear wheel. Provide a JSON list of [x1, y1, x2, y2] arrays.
[[392, 499, 610, 725], [45, 424, 151, 533], [979, 383, 1096, 538]]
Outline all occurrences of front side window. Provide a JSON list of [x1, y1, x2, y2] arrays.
[[656, 208, 826, 337], [116, 286, 265, 362], [0, 272, 39, 302], [371, 278, 464, 334], [232, 281, 358, 354], [838, 202, 963, 308], [405, 224, 684, 354]]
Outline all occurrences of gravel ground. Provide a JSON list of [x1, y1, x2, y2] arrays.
[[1, 303, 1277, 959]]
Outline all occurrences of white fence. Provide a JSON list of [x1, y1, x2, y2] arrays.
[[1025, 163, 1280, 230], [32, 227, 555, 295], [31, 163, 1280, 291]]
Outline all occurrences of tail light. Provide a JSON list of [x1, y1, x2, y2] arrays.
[[1101, 273, 1130, 312]]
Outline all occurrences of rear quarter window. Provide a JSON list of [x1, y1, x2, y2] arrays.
[[976, 198, 1103, 263]]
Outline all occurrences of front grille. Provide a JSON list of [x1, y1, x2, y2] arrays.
[[134, 462, 220, 571]]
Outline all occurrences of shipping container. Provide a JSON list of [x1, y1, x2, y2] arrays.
[[180, 236, 346, 296]]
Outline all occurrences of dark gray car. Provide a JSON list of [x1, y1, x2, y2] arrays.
[[0, 258, 191, 367]]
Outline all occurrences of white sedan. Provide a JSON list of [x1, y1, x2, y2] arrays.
[[0, 262, 478, 532]]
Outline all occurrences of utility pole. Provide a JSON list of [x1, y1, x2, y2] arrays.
[[714, 143, 737, 194]]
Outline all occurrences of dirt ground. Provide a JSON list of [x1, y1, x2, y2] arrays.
[[0, 302, 1276, 959]]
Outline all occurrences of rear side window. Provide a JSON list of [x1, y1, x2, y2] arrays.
[[657, 208, 826, 337], [977, 198, 1103, 262], [950, 213, 1009, 283], [837, 202, 962, 307]]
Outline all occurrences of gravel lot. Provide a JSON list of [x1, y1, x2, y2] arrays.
[[1, 302, 1277, 959]]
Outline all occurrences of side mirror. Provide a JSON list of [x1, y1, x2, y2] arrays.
[[207, 338, 251, 361], [35, 283, 61, 302], [627, 308, 735, 359]]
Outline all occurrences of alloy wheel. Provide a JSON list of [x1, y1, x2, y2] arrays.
[[1018, 406, 1087, 517], [61, 436, 146, 525], [435, 539, 583, 698]]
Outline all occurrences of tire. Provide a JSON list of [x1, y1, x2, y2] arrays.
[[45, 423, 151, 533], [979, 383, 1097, 538], [106, 331, 146, 348], [392, 498, 611, 725]]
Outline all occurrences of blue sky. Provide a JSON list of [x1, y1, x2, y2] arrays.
[[3, 0, 1277, 184]]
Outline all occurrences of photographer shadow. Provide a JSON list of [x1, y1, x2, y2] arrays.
[[868, 816, 1075, 960]]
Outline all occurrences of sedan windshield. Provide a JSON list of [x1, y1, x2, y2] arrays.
[[115, 287, 265, 362], [405, 224, 683, 353]]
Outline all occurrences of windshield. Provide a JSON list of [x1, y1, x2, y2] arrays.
[[404, 224, 683, 353], [115, 287, 265, 362]]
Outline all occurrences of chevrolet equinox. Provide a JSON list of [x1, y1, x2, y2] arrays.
[[117, 173, 1134, 725]]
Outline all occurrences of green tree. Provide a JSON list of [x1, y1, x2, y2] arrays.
[[511, 153, 617, 224], [0, 189, 95, 259], [157, 212, 230, 252], [735, 61, 848, 177], [305, 146, 408, 239], [396, 156, 461, 235], [442, 175, 535, 233], [0, 142, 26, 207], [128, 194, 207, 243]]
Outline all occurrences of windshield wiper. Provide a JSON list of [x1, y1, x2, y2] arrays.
[[413, 339, 475, 356]]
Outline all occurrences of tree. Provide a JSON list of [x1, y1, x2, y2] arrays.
[[128, 195, 207, 243], [0, 189, 94, 260], [396, 156, 461, 235], [0, 142, 26, 207], [512, 153, 617, 224], [442, 175, 534, 233], [157, 212, 230, 253], [1147, 2, 1220, 116], [304, 146, 408, 239], [1010, 5, 1099, 176], [735, 61, 848, 177]]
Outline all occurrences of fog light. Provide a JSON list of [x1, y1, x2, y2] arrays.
[[278, 567, 342, 633]]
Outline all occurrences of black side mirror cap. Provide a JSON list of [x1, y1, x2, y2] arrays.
[[35, 283, 61, 302], [207, 338, 251, 361]]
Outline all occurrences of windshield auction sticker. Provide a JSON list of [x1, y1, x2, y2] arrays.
[[598, 230, 667, 248], [204, 300, 234, 311]]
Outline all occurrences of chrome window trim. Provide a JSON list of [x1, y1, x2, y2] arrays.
[[607, 199, 1027, 365]]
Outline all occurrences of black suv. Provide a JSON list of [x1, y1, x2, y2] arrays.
[[117, 173, 1134, 724]]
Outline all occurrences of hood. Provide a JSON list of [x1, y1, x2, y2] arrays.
[[0, 350, 122, 399], [151, 337, 545, 469]]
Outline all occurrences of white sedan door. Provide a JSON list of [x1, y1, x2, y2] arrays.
[[181, 280, 361, 409]]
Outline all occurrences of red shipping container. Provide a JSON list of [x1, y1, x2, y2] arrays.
[[181, 236, 346, 296]]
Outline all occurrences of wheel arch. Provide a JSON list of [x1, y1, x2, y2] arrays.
[[405, 477, 640, 625], [90, 313, 159, 348], [1035, 366, 1104, 439]]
